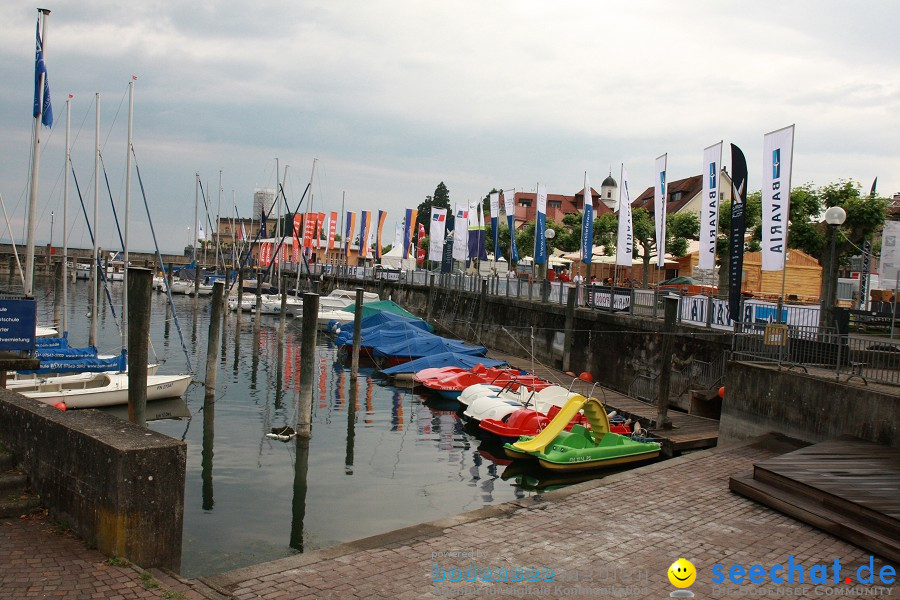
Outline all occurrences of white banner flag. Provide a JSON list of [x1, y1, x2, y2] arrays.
[[502, 189, 515, 217], [489, 192, 500, 223], [393, 220, 403, 251], [654, 154, 667, 267], [762, 125, 795, 271], [429, 208, 447, 262], [699, 141, 724, 270], [452, 202, 469, 261], [616, 164, 633, 267]]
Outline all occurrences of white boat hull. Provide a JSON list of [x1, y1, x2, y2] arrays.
[[18, 373, 193, 409], [6, 363, 160, 388]]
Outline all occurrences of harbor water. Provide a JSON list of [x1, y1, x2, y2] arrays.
[[32, 277, 592, 578]]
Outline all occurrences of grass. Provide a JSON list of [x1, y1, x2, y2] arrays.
[[139, 571, 160, 590], [105, 556, 131, 567], [163, 591, 187, 600]]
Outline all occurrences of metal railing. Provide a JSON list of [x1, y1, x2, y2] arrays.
[[731, 320, 900, 386]]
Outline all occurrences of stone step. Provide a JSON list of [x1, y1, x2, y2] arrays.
[[0, 471, 27, 494], [0, 493, 41, 519]]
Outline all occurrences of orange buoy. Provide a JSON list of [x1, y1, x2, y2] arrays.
[[718, 386, 725, 399], [53, 402, 67, 411]]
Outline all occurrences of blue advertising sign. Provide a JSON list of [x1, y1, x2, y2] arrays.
[[0, 298, 37, 351]]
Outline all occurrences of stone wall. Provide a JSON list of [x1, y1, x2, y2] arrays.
[[0, 392, 186, 570], [720, 361, 899, 448]]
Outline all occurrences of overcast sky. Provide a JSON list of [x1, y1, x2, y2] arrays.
[[1, 1, 898, 254]]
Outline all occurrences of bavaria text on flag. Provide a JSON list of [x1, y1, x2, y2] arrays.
[[534, 183, 547, 265], [581, 172, 593, 266], [452, 203, 469, 261], [728, 144, 749, 321], [762, 124, 795, 271], [503, 189, 518, 262], [699, 142, 724, 271], [344, 211, 356, 257], [375, 210, 387, 259], [429, 208, 447, 262], [33, 19, 52, 127], [654, 154, 667, 267], [616, 165, 633, 267], [490, 192, 500, 260]]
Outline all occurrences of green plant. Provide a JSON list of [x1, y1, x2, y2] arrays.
[[105, 556, 131, 567], [139, 571, 160, 590]]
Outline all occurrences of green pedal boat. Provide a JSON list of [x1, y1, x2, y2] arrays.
[[503, 394, 661, 472]]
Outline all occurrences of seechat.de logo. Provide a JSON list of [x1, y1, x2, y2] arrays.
[[711, 555, 895, 586]]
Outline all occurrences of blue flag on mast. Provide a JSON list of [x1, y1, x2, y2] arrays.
[[33, 20, 52, 127]]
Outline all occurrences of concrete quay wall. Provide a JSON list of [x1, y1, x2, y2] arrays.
[[0, 391, 186, 570], [721, 361, 900, 448]]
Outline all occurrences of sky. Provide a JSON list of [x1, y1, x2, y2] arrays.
[[0, 0, 898, 254]]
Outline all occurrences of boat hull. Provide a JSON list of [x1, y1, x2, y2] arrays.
[[20, 373, 193, 409]]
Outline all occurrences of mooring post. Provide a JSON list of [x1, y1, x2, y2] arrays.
[[350, 288, 364, 380], [127, 267, 152, 427], [53, 259, 63, 327], [279, 273, 288, 339], [298, 292, 319, 437], [205, 280, 224, 398], [656, 296, 678, 430], [562, 286, 577, 373]]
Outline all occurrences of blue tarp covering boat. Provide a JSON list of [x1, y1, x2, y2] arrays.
[[341, 310, 434, 333], [380, 352, 508, 375], [35, 334, 69, 349], [334, 320, 433, 348], [371, 336, 487, 360]]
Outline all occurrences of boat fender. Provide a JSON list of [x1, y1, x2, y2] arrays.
[[54, 402, 67, 411]]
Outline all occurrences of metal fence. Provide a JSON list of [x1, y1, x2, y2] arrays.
[[731, 320, 900, 386]]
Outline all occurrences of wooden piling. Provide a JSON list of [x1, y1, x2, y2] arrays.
[[279, 273, 288, 339], [350, 288, 364, 380], [205, 281, 225, 396], [562, 286, 577, 373], [127, 267, 152, 427], [298, 292, 319, 437], [656, 296, 678, 429]]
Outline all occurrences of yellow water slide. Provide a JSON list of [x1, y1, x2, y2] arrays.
[[511, 394, 611, 453]]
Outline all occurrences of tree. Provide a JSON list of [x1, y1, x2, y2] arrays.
[[415, 182, 451, 234]]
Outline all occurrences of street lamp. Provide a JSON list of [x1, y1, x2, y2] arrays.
[[821, 206, 847, 329]]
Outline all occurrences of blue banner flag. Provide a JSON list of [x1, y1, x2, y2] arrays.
[[33, 20, 52, 127], [534, 183, 547, 265], [581, 173, 593, 267]]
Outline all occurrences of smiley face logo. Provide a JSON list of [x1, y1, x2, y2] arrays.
[[668, 558, 696, 588]]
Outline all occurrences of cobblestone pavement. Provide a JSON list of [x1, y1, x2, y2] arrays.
[[0, 514, 223, 600], [3, 438, 895, 599], [205, 437, 896, 599]]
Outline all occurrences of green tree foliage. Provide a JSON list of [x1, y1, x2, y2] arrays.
[[593, 213, 618, 253], [415, 182, 451, 234]]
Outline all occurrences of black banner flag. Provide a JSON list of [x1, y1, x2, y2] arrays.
[[728, 144, 748, 322]]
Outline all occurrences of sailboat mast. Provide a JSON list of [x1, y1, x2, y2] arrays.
[[121, 77, 134, 353], [62, 94, 70, 335], [90, 93, 100, 347], [25, 8, 50, 297], [193, 173, 199, 294], [230, 190, 236, 271], [275, 158, 281, 284], [215, 169, 222, 272]]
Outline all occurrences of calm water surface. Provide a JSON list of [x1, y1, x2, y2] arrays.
[[33, 277, 604, 577]]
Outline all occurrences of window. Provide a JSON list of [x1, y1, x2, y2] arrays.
[[670, 191, 683, 202], [607, 191, 611, 198], [549, 200, 562, 209], [519, 200, 532, 207]]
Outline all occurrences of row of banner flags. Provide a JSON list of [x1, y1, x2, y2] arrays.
[[229, 124, 798, 315]]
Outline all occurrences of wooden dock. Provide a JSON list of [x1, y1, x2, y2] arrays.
[[730, 436, 900, 564], [486, 350, 720, 456]]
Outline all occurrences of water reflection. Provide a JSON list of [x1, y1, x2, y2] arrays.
[[345, 380, 357, 475], [201, 389, 215, 511], [289, 436, 310, 552]]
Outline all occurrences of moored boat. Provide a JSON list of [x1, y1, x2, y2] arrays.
[[16, 372, 193, 409]]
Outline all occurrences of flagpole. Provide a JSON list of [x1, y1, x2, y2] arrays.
[[230, 190, 236, 272], [90, 93, 99, 347], [25, 9, 50, 297], [193, 173, 199, 294], [121, 77, 134, 355], [216, 169, 223, 273], [62, 94, 70, 334]]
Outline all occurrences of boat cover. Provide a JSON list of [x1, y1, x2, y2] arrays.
[[35, 335, 69, 349], [19, 353, 127, 375], [371, 336, 487, 360], [380, 352, 508, 375], [341, 300, 421, 321], [341, 310, 434, 332], [334, 321, 434, 348]]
